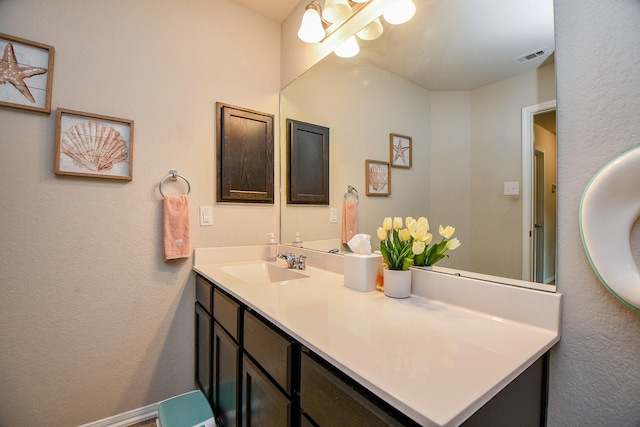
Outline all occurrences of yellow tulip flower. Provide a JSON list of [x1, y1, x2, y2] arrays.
[[398, 228, 411, 242], [412, 240, 426, 255], [393, 217, 403, 230], [439, 225, 455, 239], [446, 238, 461, 250]]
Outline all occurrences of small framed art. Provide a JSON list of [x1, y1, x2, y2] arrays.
[[390, 133, 412, 168], [55, 108, 134, 180], [366, 159, 390, 196], [0, 33, 55, 113]]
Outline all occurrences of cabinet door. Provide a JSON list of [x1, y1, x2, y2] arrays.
[[195, 302, 212, 402], [242, 355, 291, 427], [213, 322, 241, 427]]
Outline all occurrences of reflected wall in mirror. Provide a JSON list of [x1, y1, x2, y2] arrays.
[[281, 0, 556, 290]]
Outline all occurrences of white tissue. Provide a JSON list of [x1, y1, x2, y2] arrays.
[[347, 234, 372, 255]]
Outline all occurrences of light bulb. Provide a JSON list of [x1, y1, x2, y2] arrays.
[[383, 0, 416, 25], [323, 0, 352, 23], [334, 36, 360, 58], [356, 17, 383, 40], [298, 4, 325, 43]]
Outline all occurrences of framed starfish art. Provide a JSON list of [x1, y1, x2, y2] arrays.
[[0, 33, 54, 113], [390, 133, 412, 169]]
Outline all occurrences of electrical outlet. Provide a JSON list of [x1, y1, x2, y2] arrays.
[[199, 206, 213, 226]]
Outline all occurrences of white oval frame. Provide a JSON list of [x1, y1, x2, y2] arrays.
[[579, 145, 640, 311]]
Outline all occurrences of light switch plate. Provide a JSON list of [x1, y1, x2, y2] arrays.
[[504, 181, 519, 196], [330, 208, 337, 223]]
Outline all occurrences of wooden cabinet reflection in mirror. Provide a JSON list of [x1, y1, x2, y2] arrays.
[[286, 119, 330, 205]]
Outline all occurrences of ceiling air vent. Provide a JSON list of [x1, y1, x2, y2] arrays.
[[512, 47, 549, 64]]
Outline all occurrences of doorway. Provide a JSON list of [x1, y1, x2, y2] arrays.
[[522, 102, 557, 284]]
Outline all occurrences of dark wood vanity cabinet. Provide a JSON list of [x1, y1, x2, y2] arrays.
[[196, 275, 297, 426], [195, 274, 549, 427]]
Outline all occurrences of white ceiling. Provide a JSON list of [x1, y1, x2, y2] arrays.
[[232, 0, 555, 91], [230, 0, 300, 23]]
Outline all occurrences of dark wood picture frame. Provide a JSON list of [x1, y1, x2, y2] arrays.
[[365, 160, 390, 196], [216, 102, 274, 204], [0, 33, 55, 113], [54, 108, 134, 181], [390, 133, 412, 168], [286, 119, 330, 205]]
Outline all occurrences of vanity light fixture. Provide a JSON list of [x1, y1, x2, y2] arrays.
[[382, 0, 416, 24], [323, 0, 353, 23], [356, 17, 383, 40], [334, 35, 360, 57], [297, 0, 416, 57], [298, 1, 325, 43]]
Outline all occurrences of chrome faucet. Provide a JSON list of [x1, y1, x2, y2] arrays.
[[277, 253, 308, 270], [277, 253, 297, 269]]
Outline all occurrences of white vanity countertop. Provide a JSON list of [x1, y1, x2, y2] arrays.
[[193, 246, 562, 427]]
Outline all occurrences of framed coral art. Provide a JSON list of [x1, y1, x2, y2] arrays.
[[366, 159, 390, 196], [390, 133, 412, 168], [55, 109, 134, 181], [0, 33, 55, 113]]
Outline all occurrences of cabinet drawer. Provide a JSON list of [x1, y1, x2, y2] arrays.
[[244, 309, 295, 394], [213, 288, 241, 342], [300, 350, 407, 427], [196, 275, 213, 313]]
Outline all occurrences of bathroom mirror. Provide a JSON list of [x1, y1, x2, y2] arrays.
[[280, 0, 556, 290]]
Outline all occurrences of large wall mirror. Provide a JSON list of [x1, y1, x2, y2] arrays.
[[280, 0, 557, 291]]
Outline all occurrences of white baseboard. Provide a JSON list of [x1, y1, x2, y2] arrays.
[[77, 402, 158, 427]]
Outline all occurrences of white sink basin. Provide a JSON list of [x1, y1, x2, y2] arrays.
[[221, 262, 309, 284]]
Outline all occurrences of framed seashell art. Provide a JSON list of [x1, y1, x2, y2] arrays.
[[0, 33, 55, 113], [365, 159, 390, 196], [390, 133, 412, 168], [54, 108, 134, 181]]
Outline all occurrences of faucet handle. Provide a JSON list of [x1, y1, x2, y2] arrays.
[[297, 254, 308, 270]]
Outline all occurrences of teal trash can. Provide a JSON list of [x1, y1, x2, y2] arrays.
[[157, 390, 214, 427]]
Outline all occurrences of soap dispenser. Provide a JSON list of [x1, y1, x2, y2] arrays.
[[265, 232, 277, 261]]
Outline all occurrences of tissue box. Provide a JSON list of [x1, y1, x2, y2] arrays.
[[344, 253, 382, 292]]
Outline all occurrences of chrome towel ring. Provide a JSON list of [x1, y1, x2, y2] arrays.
[[344, 185, 359, 203], [159, 170, 191, 198]]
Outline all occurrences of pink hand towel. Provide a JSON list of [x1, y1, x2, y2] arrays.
[[342, 201, 358, 244], [163, 195, 191, 261]]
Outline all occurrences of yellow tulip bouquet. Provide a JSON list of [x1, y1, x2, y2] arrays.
[[376, 216, 461, 270]]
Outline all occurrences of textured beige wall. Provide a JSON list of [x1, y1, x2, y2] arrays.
[[429, 91, 471, 270], [0, 1, 280, 425], [549, 0, 640, 424], [469, 64, 556, 279]]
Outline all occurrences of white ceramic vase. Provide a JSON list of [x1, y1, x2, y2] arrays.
[[383, 268, 411, 298]]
